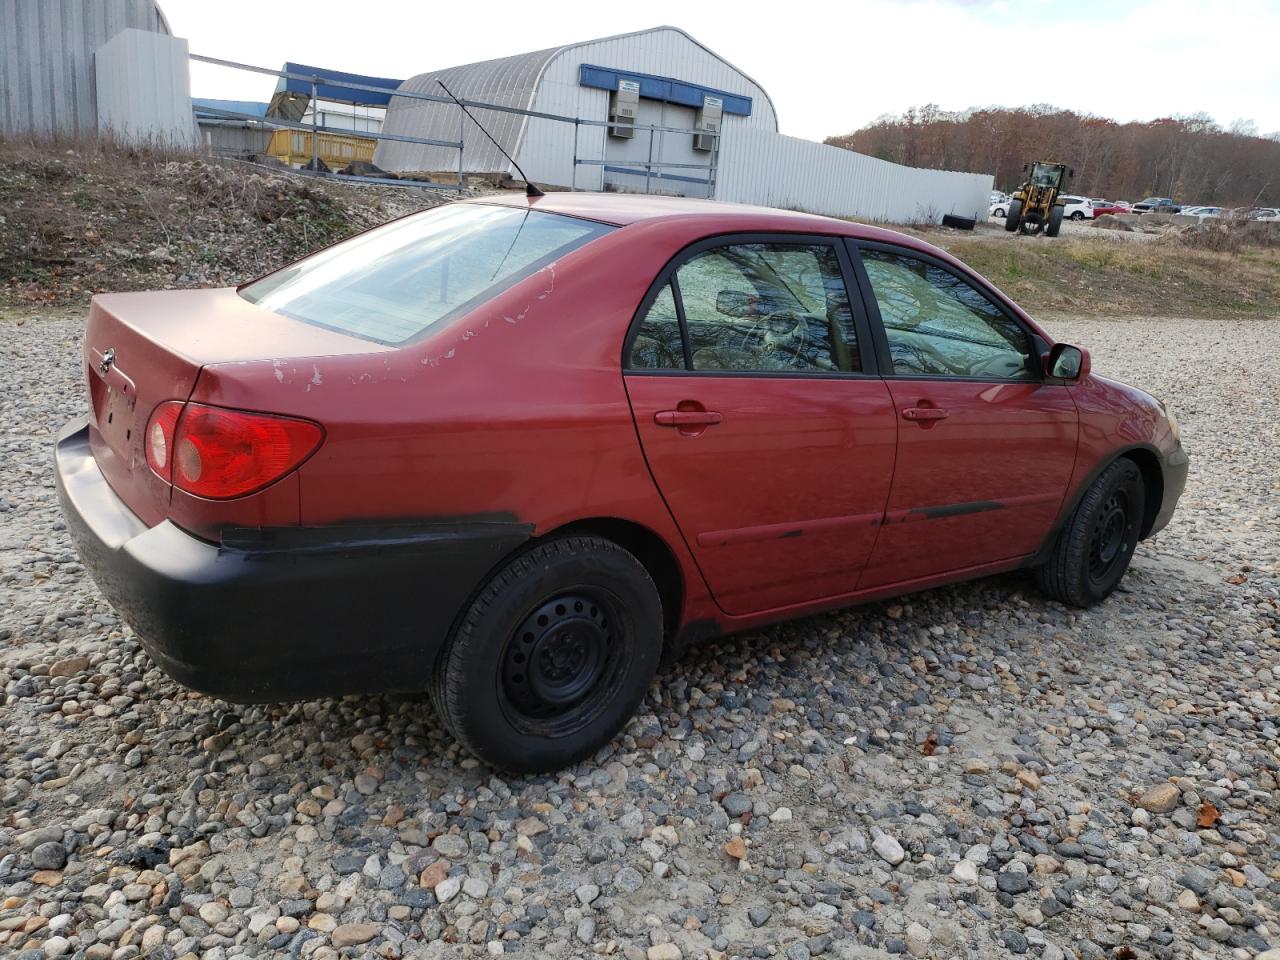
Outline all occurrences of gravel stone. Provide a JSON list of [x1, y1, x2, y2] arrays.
[[0, 310, 1277, 960], [872, 832, 906, 865], [29, 841, 67, 870]]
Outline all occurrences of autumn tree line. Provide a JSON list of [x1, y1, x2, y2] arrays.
[[826, 106, 1280, 207]]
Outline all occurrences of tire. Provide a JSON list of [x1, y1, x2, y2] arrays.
[[1035, 458, 1145, 607], [1070, 211, 1085, 221], [1046, 205, 1064, 237], [430, 535, 662, 772], [993, 207, 1006, 218], [1004, 199, 1022, 232]]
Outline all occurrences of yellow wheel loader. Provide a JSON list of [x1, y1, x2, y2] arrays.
[[1005, 162, 1074, 236]]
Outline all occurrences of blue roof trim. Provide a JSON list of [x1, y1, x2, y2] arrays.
[[192, 98, 268, 119], [578, 64, 752, 116], [281, 63, 403, 106]]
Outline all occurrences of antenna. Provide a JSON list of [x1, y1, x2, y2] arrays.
[[437, 79, 544, 198]]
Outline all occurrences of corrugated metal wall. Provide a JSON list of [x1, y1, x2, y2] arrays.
[[716, 127, 993, 225], [95, 28, 196, 146], [198, 122, 272, 159], [375, 47, 554, 174], [0, 0, 171, 136]]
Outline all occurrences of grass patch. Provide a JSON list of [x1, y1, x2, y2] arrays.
[[939, 237, 1280, 319]]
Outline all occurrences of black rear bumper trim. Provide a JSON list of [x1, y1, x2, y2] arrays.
[[55, 418, 531, 703]]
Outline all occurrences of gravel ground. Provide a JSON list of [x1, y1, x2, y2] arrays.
[[1, 311, 1277, 960]]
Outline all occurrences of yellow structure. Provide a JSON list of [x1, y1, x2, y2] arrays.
[[267, 129, 377, 169]]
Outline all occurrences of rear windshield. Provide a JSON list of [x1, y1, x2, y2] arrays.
[[240, 203, 614, 344]]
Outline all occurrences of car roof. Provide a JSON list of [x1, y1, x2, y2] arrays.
[[471, 191, 924, 245]]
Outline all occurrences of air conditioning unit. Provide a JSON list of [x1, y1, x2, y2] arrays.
[[608, 79, 639, 139], [693, 95, 722, 152]]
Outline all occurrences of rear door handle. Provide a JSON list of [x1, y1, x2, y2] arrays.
[[655, 410, 722, 427], [902, 407, 949, 421]]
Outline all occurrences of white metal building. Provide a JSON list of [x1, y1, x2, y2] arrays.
[[377, 25, 991, 222], [0, 0, 173, 136], [377, 26, 777, 197]]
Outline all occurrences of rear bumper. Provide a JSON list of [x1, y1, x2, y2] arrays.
[[55, 418, 531, 703]]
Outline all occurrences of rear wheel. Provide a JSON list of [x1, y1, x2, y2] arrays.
[[1036, 458, 1145, 607], [1046, 205, 1065, 237], [1004, 200, 1022, 232], [430, 535, 662, 772], [993, 207, 1006, 218], [1069, 210, 1085, 221]]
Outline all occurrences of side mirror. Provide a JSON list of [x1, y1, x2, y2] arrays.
[[1043, 343, 1090, 382]]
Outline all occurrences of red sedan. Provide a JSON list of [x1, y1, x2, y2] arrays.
[[1091, 200, 1130, 217], [56, 194, 1187, 771]]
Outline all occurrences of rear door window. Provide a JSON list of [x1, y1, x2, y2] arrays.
[[628, 241, 861, 374], [241, 203, 613, 345]]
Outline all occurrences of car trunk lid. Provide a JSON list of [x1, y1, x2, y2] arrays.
[[83, 288, 390, 526]]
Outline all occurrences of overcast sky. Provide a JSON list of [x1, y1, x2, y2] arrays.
[[168, 0, 1280, 141]]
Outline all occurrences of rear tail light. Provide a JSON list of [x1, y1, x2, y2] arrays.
[[145, 401, 184, 477], [144, 401, 323, 499]]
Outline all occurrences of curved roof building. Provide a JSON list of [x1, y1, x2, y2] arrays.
[[0, 0, 172, 135], [375, 26, 778, 195]]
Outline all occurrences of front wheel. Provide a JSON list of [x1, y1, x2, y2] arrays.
[[993, 207, 1006, 218], [1035, 458, 1145, 607], [1070, 211, 1085, 221], [1004, 199, 1022, 232], [1046, 205, 1064, 237], [430, 536, 662, 772]]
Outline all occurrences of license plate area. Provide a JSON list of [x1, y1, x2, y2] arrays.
[[89, 355, 140, 464]]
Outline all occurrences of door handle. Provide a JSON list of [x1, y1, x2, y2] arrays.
[[655, 410, 723, 427], [902, 407, 949, 421]]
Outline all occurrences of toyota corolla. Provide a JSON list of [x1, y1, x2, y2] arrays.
[[55, 193, 1187, 772]]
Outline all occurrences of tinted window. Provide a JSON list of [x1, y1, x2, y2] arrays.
[[630, 282, 684, 370], [677, 243, 858, 373], [861, 249, 1036, 380], [241, 204, 613, 345]]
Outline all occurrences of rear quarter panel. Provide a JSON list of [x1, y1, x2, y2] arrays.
[[190, 217, 742, 626]]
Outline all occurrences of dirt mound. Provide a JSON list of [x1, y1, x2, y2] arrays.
[[0, 140, 461, 308], [1092, 214, 1133, 232]]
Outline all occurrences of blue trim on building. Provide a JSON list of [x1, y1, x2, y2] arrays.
[[281, 63, 403, 106], [578, 64, 752, 116], [192, 98, 269, 120]]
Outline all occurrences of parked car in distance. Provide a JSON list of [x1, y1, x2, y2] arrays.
[[55, 194, 1189, 772], [990, 199, 1010, 218], [1247, 207, 1280, 221], [1090, 201, 1130, 217], [1183, 206, 1224, 218], [1060, 195, 1095, 220], [1132, 197, 1181, 214]]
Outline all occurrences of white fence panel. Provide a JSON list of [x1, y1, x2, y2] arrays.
[[717, 127, 991, 225], [95, 28, 196, 147]]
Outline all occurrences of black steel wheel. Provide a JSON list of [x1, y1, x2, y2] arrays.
[[430, 536, 662, 772], [499, 591, 625, 737], [1036, 458, 1145, 607], [1087, 490, 1132, 586]]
